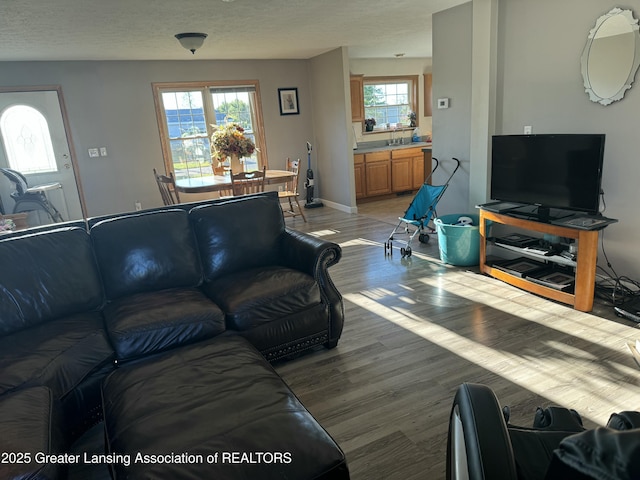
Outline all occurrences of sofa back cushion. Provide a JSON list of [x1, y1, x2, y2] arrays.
[[0, 227, 104, 336], [190, 193, 285, 280], [90, 209, 202, 300]]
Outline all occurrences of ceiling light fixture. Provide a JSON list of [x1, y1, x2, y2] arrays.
[[175, 33, 208, 54]]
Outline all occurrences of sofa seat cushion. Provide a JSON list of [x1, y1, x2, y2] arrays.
[[102, 287, 226, 362], [0, 312, 113, 400], [202, 266, 321, 331], [102, 336, 349, 480], [0, 386, 64, 480]]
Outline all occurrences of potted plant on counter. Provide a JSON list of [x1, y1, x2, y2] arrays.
[[364, 118, 376, 132], [407, 111, 417, 127]]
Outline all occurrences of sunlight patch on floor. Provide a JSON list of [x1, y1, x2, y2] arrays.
[[417, 271, 639, 342], [344, 290, 640, 425], [308, 229, 340, 237]]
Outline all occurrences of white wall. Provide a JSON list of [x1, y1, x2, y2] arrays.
[[432, 3, 473, 216], [0, 59, 315, 216], [434, 0, 640, 279], [309, 47, 354, 211]]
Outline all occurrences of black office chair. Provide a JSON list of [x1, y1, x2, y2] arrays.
[[0, 168, 64, 222], [447, 383, 640, 480]]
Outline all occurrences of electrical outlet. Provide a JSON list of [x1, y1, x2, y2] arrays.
[[88, 148, 99, 158], [524, 125, 532, 135], [99, 147, 108, 157], [135, 201, 142, 211]]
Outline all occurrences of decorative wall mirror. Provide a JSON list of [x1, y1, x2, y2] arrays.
[[581, 8, 640, 106]]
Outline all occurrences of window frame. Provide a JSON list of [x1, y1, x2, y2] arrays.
[[362, 75, 419, 132], [152, 80, 268, 178]]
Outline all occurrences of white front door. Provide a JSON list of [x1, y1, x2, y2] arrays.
[[0, 88, 85, 224]]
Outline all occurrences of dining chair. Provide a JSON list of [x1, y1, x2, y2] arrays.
[[153, 168, 180, 205], [278, 158, 306, 222], [229, 167, 266, 196]]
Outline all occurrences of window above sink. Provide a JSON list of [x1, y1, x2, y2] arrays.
[[363, 75, 419, 132]]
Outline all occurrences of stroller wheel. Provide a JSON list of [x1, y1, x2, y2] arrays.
[[406, 247, 412, 257], [418, 234, 430, 244], [400, 247, 406, 257]]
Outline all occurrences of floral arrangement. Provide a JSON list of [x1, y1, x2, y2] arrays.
[[0, 218, 16, 233], [210, 123, 257, 162], [407, 111, 417, 126], [364, 118, 377, 128]]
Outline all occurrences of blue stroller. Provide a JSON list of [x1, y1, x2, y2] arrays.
[[384, 157, 460, 258]]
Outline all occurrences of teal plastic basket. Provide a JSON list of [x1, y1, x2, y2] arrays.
[[434, 214, 480, 266]]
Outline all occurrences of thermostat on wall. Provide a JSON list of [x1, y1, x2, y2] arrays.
[[437, 98, 450, 109]]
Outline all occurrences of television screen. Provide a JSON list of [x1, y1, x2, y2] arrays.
[[491, 134, 605, 215]]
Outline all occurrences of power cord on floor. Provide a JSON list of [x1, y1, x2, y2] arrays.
[[594, 228, 640, 306]]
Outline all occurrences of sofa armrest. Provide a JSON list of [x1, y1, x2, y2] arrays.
[[280, 228, 344, 346]]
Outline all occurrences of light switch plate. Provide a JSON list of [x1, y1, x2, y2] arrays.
[[437, 98, 449, 109], [88, 148, 99, 158]]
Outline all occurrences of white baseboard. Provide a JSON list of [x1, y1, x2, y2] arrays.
[[314, 198, 356, 214]]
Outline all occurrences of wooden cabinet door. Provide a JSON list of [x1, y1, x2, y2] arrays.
[[412, 154, 425, 189], [420, 150, 432, 186], [365, 153, 391, 196], [350, 75, 364, 122], [354, 154, 366, 199], [392, 158, 412, 192]]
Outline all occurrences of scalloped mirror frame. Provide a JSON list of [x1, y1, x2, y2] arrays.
[[581, 7, 640, 106]]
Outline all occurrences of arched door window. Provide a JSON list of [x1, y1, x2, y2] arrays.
[[0, 105, 58, 173]]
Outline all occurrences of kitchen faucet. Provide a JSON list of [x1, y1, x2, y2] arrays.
[[388, 127, 403, 146]]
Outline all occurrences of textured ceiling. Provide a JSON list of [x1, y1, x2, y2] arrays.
[[0, 0, 468, 61]]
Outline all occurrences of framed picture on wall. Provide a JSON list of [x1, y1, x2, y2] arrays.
[[278, 88, 299, 115]]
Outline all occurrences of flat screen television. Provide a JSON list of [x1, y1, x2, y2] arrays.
[[490, 134, 605, 219]]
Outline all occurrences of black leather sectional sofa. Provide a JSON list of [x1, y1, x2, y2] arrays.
[[0, 192, 349, 479]]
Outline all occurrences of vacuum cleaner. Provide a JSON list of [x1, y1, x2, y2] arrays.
[[304, 141, 323, 209]]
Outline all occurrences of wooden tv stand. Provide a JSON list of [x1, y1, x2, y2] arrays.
[[479, 209, 600, 312]]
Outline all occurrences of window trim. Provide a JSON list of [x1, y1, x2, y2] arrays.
[[362, 75, 419, 131], [152, 80, 268, 176]]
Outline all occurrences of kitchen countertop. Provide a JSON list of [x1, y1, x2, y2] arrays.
[[354, 142, 432, 154]]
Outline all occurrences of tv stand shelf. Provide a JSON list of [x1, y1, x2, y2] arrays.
[[479, 209, 599, 312]]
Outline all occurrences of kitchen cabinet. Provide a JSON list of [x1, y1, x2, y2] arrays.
[[424, 73, 433, 117], [417, 150, 431, 188], [350, 75, 364, 122], [364, 150, 391, 196], [391, 157, 412, 192], [354, 145, 431, 200], [354, 153, 366, 199], [391, 147, 427, 191]]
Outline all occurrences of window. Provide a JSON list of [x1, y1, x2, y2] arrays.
[[363, 76, 418, 130], [0, 105, 58, 173], [153, 81, 267, 180]]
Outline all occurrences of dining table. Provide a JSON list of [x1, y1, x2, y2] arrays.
[[174, 169, 295, 194]]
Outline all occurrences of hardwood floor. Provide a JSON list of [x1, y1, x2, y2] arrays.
[[276, 199, 640, 480]]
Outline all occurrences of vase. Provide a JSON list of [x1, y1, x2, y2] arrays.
[[229, 154, 243, 173], [212, 162, 225, 175], [365, 124, 374, 132]]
